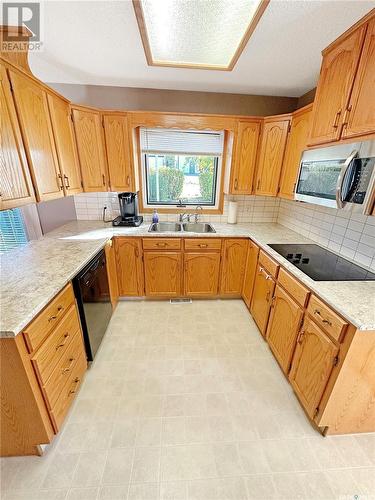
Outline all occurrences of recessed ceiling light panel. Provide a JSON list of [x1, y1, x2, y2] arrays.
[[133, 0, 269, 71]]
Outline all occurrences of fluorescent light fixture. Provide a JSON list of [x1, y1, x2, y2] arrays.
[[133, 0, 269, 71]]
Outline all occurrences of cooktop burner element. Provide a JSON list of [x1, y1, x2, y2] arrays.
[[268, 244, 375, 281]]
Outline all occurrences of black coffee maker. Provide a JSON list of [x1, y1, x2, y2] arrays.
[[112, 192, 143, 227]]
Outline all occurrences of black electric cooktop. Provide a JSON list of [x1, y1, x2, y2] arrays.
[[268, 244, 375, 282]]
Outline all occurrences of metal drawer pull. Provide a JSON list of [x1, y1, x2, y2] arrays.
[[156, 242, 167, 247], [333, 110, 341, 129], [48, 305, 64, 322], [68, 377, 80, 395], [259, 267, 272, 280], [62, 357, 75, 374], [198, 244, 208, 248], [297, 330, 305, 344], [56, 333, 70, 350], [314, 309, 332, 326], [234, 179, 238, 190]]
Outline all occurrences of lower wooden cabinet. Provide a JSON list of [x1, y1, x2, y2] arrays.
[[289, 315, 338, 418], [266, 284, 304, 374], [144, 251, 182, 296], [242, 241, 259, 307], [115, 238, 144, 296], [184, 252, 221, 296], [220, 239, 248, 295], [250, 264, 276, 335]]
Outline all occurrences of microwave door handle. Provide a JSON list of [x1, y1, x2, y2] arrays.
[[335, 150, 359, 209]]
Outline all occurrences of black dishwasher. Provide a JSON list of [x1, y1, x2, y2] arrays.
[[73, 249, 112, 361]]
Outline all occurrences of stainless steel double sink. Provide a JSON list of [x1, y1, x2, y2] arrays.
[[149, 222, 216, 233]]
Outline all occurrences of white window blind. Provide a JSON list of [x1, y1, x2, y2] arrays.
[[140, 128, 224, 156], [0, 208, 28, 254]]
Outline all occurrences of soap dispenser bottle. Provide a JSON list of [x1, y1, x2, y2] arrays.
[[152, 209, 159, 224]]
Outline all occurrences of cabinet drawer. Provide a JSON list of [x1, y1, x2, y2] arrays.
[[143, 238, 181, 250], [184, 238, 222, 251], [31, 303, 81, 385], [259, 250, 279, 278], [307, 295, 348, 342], [43, 330, 85, 410], [49, 352, 86, 430], [278, 268, 310, 307], [23, 283, 75, 353]]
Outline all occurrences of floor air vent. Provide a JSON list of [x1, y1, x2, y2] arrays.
[[170, 298, 192, 304]]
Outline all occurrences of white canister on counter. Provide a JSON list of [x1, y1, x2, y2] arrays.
[[227, 201, 238, 224]]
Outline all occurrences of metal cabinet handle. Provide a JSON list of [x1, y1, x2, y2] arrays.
[[234, 179, 238, 190], [48, 305, 64, 322], [314, 309, 332, 326], [259, 266, 272, 280], [198, 244, 208, 248], [68, 377, 80, 395], [62, 357, 75, 374], [332, 110, 342, 129], [126, 175, 130, 186], [257, 179, 261, 190], [156, 242, 167, 247], [64, 175, 70, 189], [57, 173, 64, 190], [297, 330, 305, 344], [55, 332, 69, 350], [102, 174, 106, 186]]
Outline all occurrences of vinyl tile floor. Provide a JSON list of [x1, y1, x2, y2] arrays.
[[1, 300, 374, 500]]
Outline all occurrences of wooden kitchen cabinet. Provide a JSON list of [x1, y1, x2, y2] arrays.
[[309, 24, 367, 145], [220, 239, 248, 295], [8, 69, 63, 202], [289, 315, 339, 419], [230, 120, 261, 194], [47, 93, 82, 195], [144, 251, 182, 296], [115, 238, 144, 296], [255, 117, 290, 196], [342, 17, 375, 140], [184, 252, 221, 296], [250, 264, 276, 336], [278, 105, 313, 200], [0, 64, 35, 209], [72, 106, 108, 192], [266, 284, 304, 374], [105, 240, 119, 309], [102, 113, 134, 192], [242, 240, 259, 308]]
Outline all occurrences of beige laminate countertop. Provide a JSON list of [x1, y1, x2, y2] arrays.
[[1, 220, 374, 337]]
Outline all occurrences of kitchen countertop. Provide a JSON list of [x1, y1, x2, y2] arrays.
[[1, 220, 374, 337]]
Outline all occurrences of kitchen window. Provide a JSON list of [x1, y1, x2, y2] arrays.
[[140, 128, 224, 208]]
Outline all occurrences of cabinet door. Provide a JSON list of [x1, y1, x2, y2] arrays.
[[309, 25, 367, 146], [278, 106, 312, 200], [255, 119, 290, 196], [342, 18, 375, 140], [8, 70, 63, 202], [105, 240, 119, 309], [289, 316, 338, 418], [72, 107, 108, 192], [250, 265, 276, 336], [47, 94, 82, 195], [266, 285, 304, 374], [0, 65, 35, 209], [144, 252, 182, 297], [184, 252, 220, 296], [230, 121, 260, 194], [103, 113, 134, 192], [242, 241, 259, 308], [115, 238, 144, 296], [220, 239, 248, 295]]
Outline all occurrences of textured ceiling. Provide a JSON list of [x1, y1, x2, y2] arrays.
[[22, 0, 375, 96]]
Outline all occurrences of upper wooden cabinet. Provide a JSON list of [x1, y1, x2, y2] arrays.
[[102, 113, 134, 192], [47, 94, 82, 196], [255, 117, 290, 197], [230, 121, 260, 194], [278, 105, 313, 200], [289, 315, 338, 419], [0, 65, 35, 210], [8, 70, 63, 202], [220, 239, 248, 295], [72, 107, 108, 192], [342, 17, 375, 140], [309, 21, 369, 145]]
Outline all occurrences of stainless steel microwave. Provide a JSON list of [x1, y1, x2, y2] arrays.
[[295, 140, 375, 214]]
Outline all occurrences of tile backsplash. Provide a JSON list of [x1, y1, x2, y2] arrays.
[[73, 193, 280, 224], [277, 199, 375, 271], [73, 193, 375, 271]]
